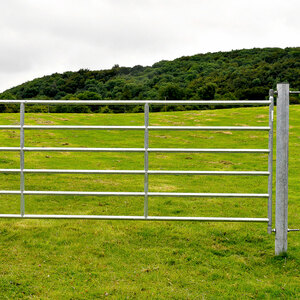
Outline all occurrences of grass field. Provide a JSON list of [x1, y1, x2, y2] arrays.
[[0, 105, 299, 299]]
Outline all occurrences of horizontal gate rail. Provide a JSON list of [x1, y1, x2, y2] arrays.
[[0, 190, 269, 197], [0, 125, 270, 131], [0, 147, 270, 153], [0, 214, 269, 222], [0, 169, 270, 175], [0, 100, 271, 105]]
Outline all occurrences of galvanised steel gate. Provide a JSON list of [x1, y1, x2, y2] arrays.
[[1, 83, 297, 255], [0, 96, 274, 228]]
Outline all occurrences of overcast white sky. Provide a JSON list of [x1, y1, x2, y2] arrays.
[[0, 0, 299, 92]]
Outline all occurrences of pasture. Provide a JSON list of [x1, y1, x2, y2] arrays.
[[0, 105, 299, 299]]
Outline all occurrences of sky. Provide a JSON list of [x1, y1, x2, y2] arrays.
[[0, 0, 299, 92]]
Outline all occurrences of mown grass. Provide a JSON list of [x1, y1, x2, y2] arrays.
[[0, 106, 299, 299]]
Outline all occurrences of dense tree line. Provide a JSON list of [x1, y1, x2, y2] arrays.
[[0, 47, 299, 113]]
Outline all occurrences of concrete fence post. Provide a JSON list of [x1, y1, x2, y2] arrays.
[[275, 83, 289, 255]]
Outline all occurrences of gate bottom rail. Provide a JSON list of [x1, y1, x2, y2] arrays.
[[0, 214, 269, 222]]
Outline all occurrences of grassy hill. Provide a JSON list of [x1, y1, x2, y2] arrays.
[[0, 106, 299, 298], [0, 47, 299, 113]]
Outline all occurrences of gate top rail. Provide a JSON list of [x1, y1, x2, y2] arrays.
[[0, 125, 271, 131], [0, 100, 271, 105]]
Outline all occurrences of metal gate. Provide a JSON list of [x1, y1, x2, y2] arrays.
[[0, 83, 295, 254]]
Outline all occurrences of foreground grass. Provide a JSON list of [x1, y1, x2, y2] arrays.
[[0, 106, 299, 299]]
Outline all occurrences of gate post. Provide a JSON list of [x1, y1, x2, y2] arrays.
[[275, 83, 289, 255]]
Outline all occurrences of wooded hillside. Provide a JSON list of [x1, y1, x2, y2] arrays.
[[1, 47, 299, 112]]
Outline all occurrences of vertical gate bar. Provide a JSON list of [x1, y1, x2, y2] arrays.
[[144, 103, 149, 218], [275, 83, 289, 255], [267, 90, 274, 234], [20, 102, 25, 217]]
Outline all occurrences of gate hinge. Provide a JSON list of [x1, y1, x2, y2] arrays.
[[271, 228, 299, 233]]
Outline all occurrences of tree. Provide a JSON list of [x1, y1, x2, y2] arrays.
[[198, 83, 217, 100], [158, 83, 185, 100], [0, 92, 16, 112]]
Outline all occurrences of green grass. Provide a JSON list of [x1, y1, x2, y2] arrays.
[[0, 106, 299, 299]]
